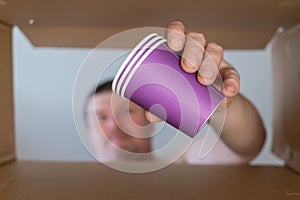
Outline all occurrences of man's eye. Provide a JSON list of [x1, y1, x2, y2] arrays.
[[129, 108, 134, 114], [130, 107, 141, 114], [97, 115, 106, 122]]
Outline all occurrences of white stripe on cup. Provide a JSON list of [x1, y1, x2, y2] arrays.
[[112, 33, 158, 93], [116, 35, 163, 95], [120, 38, 167, 98]]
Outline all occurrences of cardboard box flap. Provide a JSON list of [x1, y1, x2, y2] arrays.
[[0, 0, 300, 49], [0, 21, 15, 165], [1, 161, 300, 200], [271, 22, 300, 173], [20, 26, 275, 49]]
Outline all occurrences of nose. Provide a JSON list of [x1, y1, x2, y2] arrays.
[[106, 115, 121, 132], [106, 114, 116, 127]]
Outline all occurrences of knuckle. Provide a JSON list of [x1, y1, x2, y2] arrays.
[[229, 68, 240, 78], [167, 21, 185, 32], [187, 32, 206, 44], [170, 21, 184, 26], [207, 42, 223, 54], [227, 70, 240, 83]]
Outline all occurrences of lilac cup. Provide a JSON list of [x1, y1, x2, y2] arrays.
[[112, 33, 224, 138]]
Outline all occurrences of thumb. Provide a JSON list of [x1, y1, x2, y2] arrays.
[[145, 111, 163, 123]]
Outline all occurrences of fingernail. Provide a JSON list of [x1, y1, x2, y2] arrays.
[[185, 56, 198, 69]]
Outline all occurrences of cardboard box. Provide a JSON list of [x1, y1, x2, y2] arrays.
[[0, 161, 300, 200], [0, 21, 15, 166], [0, 1, 299, 199], [271, 23, 300, 173], [0, 0, 299, 49]]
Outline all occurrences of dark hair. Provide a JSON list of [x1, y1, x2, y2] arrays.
[[94, 79, 113, 95], [84, 79, 113, 121]]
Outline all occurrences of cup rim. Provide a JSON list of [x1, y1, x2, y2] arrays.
[[112, 33, 166, 97], [120, 38, 167, 98], [112, 33, 158, 94]]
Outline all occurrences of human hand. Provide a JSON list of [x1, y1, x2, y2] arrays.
[[166, 21, 240, 102], [145, 21, 240, 122]]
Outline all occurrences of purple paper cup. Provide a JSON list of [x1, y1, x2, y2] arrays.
[[112, 33, 224, 138]]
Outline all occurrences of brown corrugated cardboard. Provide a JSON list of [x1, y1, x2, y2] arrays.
[[0, 0, 299, 49], [0, 21, 15, 165], [0, 3, 300, 199], [271, 23, 300, 173], [20, 26, 274, 49], [0, 161, 300, 200]]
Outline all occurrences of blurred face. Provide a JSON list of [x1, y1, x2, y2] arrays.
[[86, 91, 153, 161]]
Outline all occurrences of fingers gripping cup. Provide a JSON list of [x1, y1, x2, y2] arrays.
[[112, 33, 224, 138]]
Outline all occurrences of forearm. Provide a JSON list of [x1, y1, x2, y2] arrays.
[[217, 93, 266, 157], [165, 21, 265, 159]]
